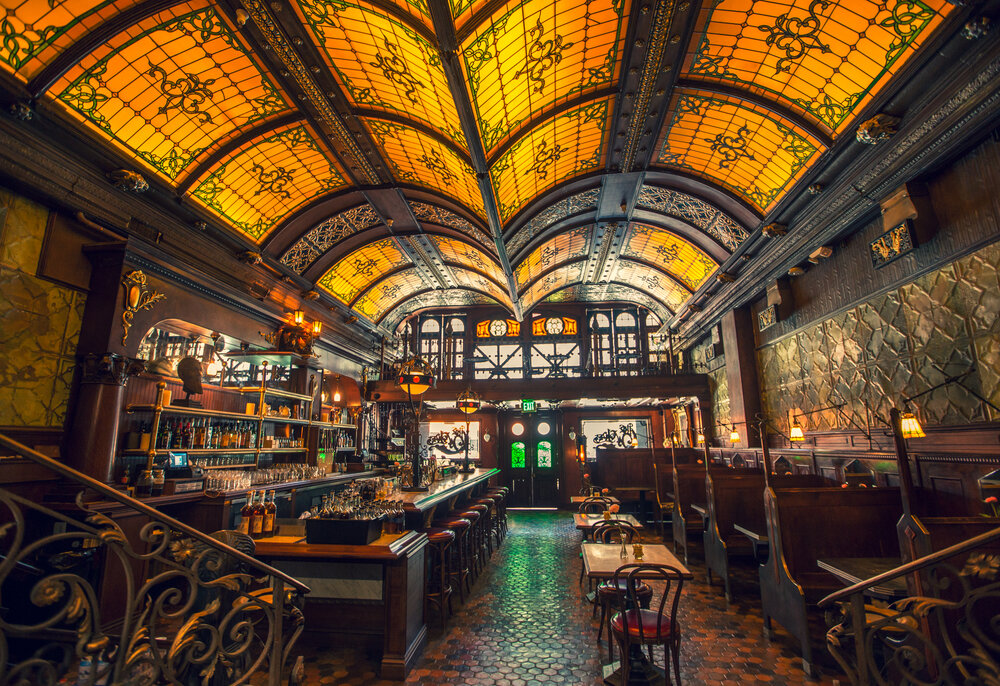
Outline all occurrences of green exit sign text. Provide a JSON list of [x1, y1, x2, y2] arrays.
[[521, 399, 536, 413]]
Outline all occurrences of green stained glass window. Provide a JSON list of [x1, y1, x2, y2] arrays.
[[537, 441, 552, 469], [511, 441, 526, 469]]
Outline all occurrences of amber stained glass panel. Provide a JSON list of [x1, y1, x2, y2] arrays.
[[451, 267, 513, 308], [621, 224, 717, 290], [189, 123, 346, 242], [461, 0, 628, 152], [491, 97, 610, 223], [295, 0, 464, 148], [684, 0, 953, 134], [353, 268, 428, 322], [430, 235, 507, 286], [0, 0, 140, 80], [521, 261, 585, 310], [316, 238, 411, 305], [55, 4, 289, 181], [514, 226, 591, 289], [366, 118, 485, 218], [612, 259, 691, 312], [655, 90, 822, 213]]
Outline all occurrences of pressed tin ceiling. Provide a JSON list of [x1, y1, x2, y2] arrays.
[[0, 0, 959, 332]]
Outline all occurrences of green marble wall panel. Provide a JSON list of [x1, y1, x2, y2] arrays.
[[0, 188, 85, 428], [758, 239, 1000, 433]]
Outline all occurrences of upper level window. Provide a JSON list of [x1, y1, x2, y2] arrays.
[[588, 307, 643, 376], [418, 313, 465, 380]]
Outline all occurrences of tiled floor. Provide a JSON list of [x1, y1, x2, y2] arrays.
[[292, 512, 841, 685]]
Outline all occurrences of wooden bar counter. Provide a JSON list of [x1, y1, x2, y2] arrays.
[[253, 467, 499, 680]]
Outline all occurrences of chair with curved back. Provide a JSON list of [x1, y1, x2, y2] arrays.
[[592, 521, 641, 545], [591, 523, 648, 647], [578, 497, 613, 515], [608, 563, 686, 685]]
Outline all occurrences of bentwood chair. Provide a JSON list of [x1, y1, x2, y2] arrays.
[[578, 498, 613, 515], [609, 563, 686, 685]]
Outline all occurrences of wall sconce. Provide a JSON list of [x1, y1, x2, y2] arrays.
[[696, 432, 705, 445], [312, 320, 322, 336], [789, 420, 804, 442], [899, 412, 925, 439], [729, 426, 740, 444], [261, 310, 324, 356], [293, 310, 305, 325]]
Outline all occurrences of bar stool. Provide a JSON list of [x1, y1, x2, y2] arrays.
[[433, 516, 472, 602], [466, 503, 490, 574], [475, 496, 501, 555], [424, 527, 455, 631], [486, 488, 508, 539], [450, 509, 481, 580]]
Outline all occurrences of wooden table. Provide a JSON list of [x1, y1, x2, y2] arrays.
[[574, 513, 643, 532], [817, 557, 908, 600], [581, 543, 692, 581], [734, 522, 769, 561], [583, 544, 690, 686]]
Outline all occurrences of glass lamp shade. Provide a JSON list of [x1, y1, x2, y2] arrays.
[[696, 433, 705, 445], [456, 388, 481, 414], [293, 310, 304, 325], [789, 421, 805, 442], [397, 357, 435, 396], [729, 428, 740, 444], [899, 412, 926, 439]]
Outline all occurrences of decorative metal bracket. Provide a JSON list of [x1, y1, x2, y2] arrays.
[[121, 270, 165, 344]]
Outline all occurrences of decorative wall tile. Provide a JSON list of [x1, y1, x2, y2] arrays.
[[0, 189, 47, 271], [757, 239, 1000, 431]]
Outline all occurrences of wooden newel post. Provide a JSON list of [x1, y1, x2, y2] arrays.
[[889, 407, 915, 516]]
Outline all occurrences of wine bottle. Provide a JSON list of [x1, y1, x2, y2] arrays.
[[250, 491, 265, 539], [263, 490, 276, 536], [238, 492, 253, 535]]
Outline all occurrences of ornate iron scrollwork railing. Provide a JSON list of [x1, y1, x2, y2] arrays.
[[0, 433, 309, 686], [819, 527, 1000, 685]]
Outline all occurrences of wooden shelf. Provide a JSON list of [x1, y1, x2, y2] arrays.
[[201, 462, 256, 470], [314, 422, 356, 430], [260, 415, 310, 425], [260, 447, 308, 453], [122, 448, 257, 456], [223, 386, 313, 402], [127, 404, 254, 420]]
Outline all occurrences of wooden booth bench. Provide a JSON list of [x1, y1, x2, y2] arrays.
[[703, 472, 826, 602], [759, 487, 903, 675], [671, 463, 757, 564]]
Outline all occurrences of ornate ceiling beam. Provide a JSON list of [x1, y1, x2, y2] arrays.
[[588, 221, 626, 284], [237, 0, 384, 185], [27, 0, 184, 98], [426, 0, 521, 318]]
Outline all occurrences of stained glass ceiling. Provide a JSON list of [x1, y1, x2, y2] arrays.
[[0, 0, 958, 332]]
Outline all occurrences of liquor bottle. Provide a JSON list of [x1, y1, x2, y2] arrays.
[[205, 419, 214, 449], [192, 418, 204, 449], [220, 423, 230, 449], [238, 492, 254, 535], [263, 490, 276, 536], [181, 419, 192, 449], [157, 421, 169, 450], [170, 419, 182, 449], [250, 490, 265, 539]]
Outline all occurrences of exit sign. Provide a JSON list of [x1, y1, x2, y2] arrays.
[[521, 399, 536, 413]]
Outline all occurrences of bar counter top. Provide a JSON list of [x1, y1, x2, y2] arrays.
[[398, 467, 500, 512], [253, 529, 425, 561]]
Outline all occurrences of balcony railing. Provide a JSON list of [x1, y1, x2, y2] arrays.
[[0, 433, 309, 686], [819, 526, 1000, 685]]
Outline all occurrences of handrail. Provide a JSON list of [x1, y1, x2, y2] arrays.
[[818, 523, 1000, 607], [0, 432, 311, 594]]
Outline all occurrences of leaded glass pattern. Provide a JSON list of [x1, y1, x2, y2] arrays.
[[514, 226, 591, 290], [295, 0, 465, 148], [655, 90, 823, 213], [365, 118, 485, 217], [460, 0, 628, 152], [490, 97, 610, 222], [684, 0, 954, 135], [353, 267, 427, 321], [429, 235, 506, 286], [280, 204, 382, 274], [384, 289, 501, 332], [53, 4, 290, 183], [450, 267, 514, 308], [621, 223, 718, 290], [316, 237, 411, 305], [521, 261, 586, 310], [409, 202, 495, 252], [611, 259, 690, 312], [544, 283, 672, 320], [189, 123, 345, 242], [0, 0, 140, 79], [635, 185, 749, 252], [506, 188, 600, 256]]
